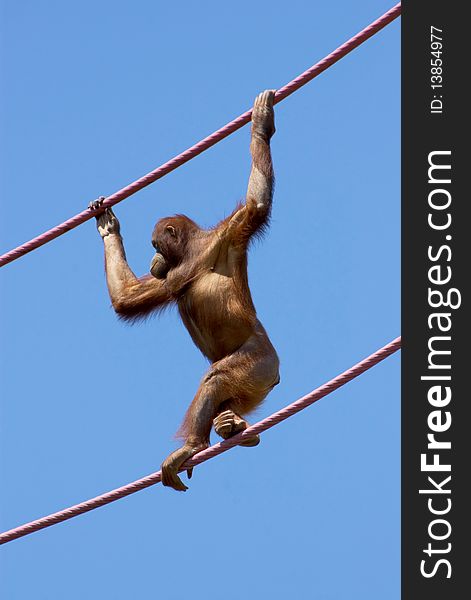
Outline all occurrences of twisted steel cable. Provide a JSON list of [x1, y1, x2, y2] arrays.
[[0, 3, 401, 268], [0, 336, 401, 545]]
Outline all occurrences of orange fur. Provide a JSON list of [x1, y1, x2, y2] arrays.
[[101, 92, 279, 473]]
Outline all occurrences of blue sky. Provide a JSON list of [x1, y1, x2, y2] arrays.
[[0, 1, 400, 598]]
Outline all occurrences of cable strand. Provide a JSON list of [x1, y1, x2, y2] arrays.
[[0, 3, 401, 268], [0, 336, 401, 545]]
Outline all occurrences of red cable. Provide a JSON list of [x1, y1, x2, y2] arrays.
[[0, 337, 401, 545], [0, 3, 401, 268]]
